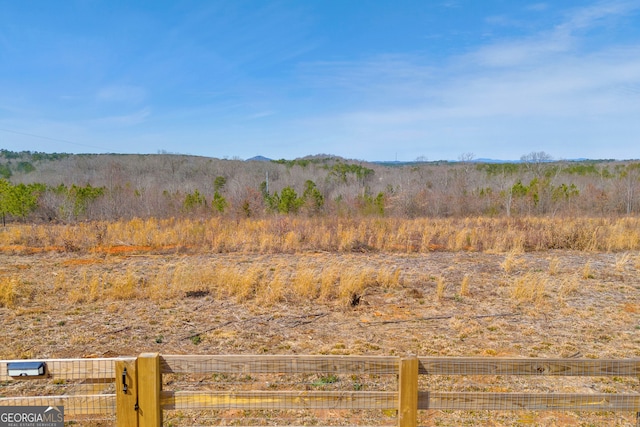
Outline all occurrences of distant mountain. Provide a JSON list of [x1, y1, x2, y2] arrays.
[[474, 158, 518, 163], [474, 157, 593, 163], [246, 155, 272, 162]]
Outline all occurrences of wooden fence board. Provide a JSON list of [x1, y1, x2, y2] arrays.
[[138, 353, 162, 427], [161, 355, 399, 375], [418, 358, 640, 377], [0, 395, 116, 415], [161, 390, 398, 410], [1, 358, 130, 381], [398, 358, 418, 427], [3, 355, 639, 424], [418, 392, 640, 411], [116, 358, 138, 427]]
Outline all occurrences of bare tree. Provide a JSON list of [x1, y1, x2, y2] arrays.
[[458, 152, 475, 162], [520, 151, 553, 177]]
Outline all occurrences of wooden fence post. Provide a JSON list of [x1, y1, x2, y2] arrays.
[[138, 353, 162, 427], [116, 358, 138, 427], [398, 357, 418, 427]]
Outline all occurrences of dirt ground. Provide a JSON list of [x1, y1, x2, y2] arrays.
[[1, 250, 639, 426]]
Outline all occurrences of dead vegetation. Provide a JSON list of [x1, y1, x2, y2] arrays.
[[2, 216, 640, 255], [1, 218, 639, 425]]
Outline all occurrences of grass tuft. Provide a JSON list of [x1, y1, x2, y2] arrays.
[[510, 272, 546, 305], [614, 253, 630, 272], [435, 276, 446, 300], [293, 266, 319, 300], [558, 274, 580, 297], [501, 251, 526, 274], [0, 276, 17, 308], [376, 267, 403, 288], [339, 267, 374, 307], [548, 257, 560, 276], [460, 274, 470, 297]]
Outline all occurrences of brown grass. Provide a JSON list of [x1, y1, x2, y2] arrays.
[[293, 265, 320, 300], [558, 274, 580, 297], [2, 217, 640, 255], [548, 256, 560, 275], [1, 217, 640, 426], [582, 262, 594, 279], [510, 272, 546, 306], [0, 276, 17, 308], [614, 252, 631, 272], [501, 251, 526, 274], [435, 276, 446, 300], [459, 274, 470, 297]]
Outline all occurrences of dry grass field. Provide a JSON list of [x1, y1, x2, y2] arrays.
[[1, 217, 639, 426]]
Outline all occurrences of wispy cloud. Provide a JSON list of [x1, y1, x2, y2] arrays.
[[309, 0, 640, 113], [288, 1, 640, 159], [526, 3, 549, 12], [484, 15, 525, 28], [0, 118, 112, 152], [89, 107, 151, 127], [297, 55, 436, 105], [244, 110, 277, 120], [440, 1, 460, 9], [469, 37, 569, 67], [97, 85, 146, 104], [0, 102, 36, 115], [469, 1, 640, 67], [3, 0, 638, 160], [557, 0, 640, 33]]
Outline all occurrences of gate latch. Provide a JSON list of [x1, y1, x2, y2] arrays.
[[122, 367, 128, 393]]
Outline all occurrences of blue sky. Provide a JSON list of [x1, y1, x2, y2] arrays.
[[1, 1, 640, 161]]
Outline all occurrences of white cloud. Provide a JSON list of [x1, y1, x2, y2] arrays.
[[469, 1, 640, 68], [244, 110, 277, 120], [288, 1, 640, 159], [89, 107, 151, 127], [297, 55, 435, 103], [557, 0, 640, 33], [97, 85, 146, 104], [484, 15, 519, 26], [468, 35, 572, 67], [526, 3, 549, 12]]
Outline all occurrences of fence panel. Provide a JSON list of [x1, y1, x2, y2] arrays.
[[159, 354, 400, 426], [2, 355, 639, 426], [418, 357, 640, 376], [0, 357, 131, 425], [416, 357, 640, 427]]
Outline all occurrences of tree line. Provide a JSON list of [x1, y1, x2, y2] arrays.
[[0, 150, 639, 223]]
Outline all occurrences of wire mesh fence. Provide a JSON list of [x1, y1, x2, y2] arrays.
[[1, 355, 639, 426], [415, 357, 640, 426], [0, 357, 126, 426], [160, 355, 399, 426]]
